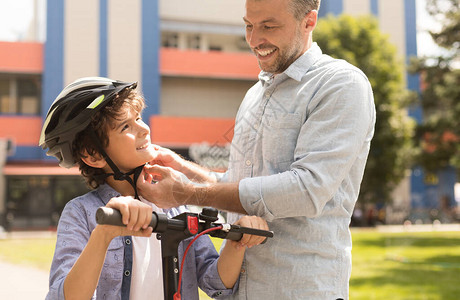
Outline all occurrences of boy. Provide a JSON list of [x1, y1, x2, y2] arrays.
[[40, 77, 268, 300]]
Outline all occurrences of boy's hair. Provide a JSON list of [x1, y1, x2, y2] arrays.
[[72, 88, 145, 189]]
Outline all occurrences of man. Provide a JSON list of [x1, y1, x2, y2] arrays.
[[138, 0, 375, 298]]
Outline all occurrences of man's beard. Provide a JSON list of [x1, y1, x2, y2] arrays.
[[257, 28, 304, 74]]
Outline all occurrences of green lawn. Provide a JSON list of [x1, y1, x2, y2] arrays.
[[0, 237, 56, 270], [0, 230, 459, 299], [350, 230, 460, 300]]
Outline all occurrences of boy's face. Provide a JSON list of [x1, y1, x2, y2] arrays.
[[103, 106, 156, 173]]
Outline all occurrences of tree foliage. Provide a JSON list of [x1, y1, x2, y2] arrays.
[[408, 0, 460, 174], [315, 15, 417, 204]]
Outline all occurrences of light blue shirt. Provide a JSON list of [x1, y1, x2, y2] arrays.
[[46, 184, 236, 300], [223, 43, 376, 299]]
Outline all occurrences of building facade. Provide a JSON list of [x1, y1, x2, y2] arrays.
[[0, 0, 454, 229]]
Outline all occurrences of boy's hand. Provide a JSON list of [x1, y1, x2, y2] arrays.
[[101, 196, 153, 238], [232, 216, 269, 250]]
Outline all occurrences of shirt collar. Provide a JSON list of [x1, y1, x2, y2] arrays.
[[258, 42, 322, 84], [96, 183, 121, 205]]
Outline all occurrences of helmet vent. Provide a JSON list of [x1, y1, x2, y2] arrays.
[[66, 98, 94, 122], [45, 106, 64, 134]]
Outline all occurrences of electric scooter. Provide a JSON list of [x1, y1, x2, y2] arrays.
[[96, 207, 273, 300]]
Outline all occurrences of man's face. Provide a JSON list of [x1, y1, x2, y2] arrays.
[[103, 106, 156, 173], [244, 0, 308, 74]]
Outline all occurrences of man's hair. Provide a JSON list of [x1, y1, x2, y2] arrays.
[[289, 0, 321, 20], [72, 88, 145, 189]]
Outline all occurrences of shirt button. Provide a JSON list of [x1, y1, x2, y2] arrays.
[[124, 270, 131, 276], [240, 268, 245, 274], [245, 160, 251, 166], [125, 239, 131, 245]]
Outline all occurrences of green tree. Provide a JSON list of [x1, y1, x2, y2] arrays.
[[409, 0, 460, 174], [315, 15, 417, 204]]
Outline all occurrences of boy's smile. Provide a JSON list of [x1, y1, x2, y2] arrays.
[[136, 142, 151, 151]]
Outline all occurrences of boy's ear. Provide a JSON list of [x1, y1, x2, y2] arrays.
[[80, 150, 107, 168]]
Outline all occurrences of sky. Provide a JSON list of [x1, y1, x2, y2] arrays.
[[0, 0, 446, 57], [0, 0, 45, 42], [415, 0, 446, 57]]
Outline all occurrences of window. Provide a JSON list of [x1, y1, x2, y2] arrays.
[[0, 76, 41, 115], [188, 34, 201, 50], [0, 79, 12, 113], [209, 45, 222, 51], [53, 176, 89, 214], [18, 78, 40, 114], [162, 32, 178, 48], [5, 175, 90, 229]]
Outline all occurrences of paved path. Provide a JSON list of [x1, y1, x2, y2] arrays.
[[0, 260, 49, 299], [0, 230, 52, 299]]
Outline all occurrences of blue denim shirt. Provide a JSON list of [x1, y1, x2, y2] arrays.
[[223, 43, 376, 300], [46, 184, 236, 300]]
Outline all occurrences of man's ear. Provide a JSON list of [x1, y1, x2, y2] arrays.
[[80, 149, 107, 168], [304, 9, 318, 32]]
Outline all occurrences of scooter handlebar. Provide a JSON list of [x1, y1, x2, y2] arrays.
[[95, 207, 274, 242]]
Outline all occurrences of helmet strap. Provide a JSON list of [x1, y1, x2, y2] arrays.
[[88, 129, 144, 199]]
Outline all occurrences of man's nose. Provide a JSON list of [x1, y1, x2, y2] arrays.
[[247, 28, 265, 49]]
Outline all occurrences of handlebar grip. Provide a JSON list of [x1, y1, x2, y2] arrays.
[[95, 207, 179, 233], [222, 231, 243, 241], [96, 207, 126, 227], [210, 225, 273, 244], [230, 225, 274, 238], [96, 207, 162, 230]]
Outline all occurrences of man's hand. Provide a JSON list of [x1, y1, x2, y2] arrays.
[[149, 144, 216, 184], [137, 164, 195, 209], [98, 196, 154, 239], [149, 145, 184, 171], [231, 216, 269, 249], [217, 215, 269, 288], [139, 163, 246, 214]]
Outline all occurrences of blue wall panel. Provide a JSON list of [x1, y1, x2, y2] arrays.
[[7, 146, 44, 162], [42, 0, 64, 160], [404, 0, 429, 210], [404, 0, 419, 94], [370, 0, 379, 16], [318, 0, 343, 18], [99, 0, 108, 77], [142, 0, 160, 122]]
